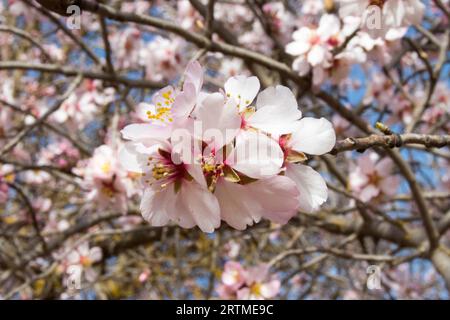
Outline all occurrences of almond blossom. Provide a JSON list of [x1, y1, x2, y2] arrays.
[[349, 152, 400, 202], [75, 143, 137, 214], [217, 262, 280, 300], [119, 62, 335, 232], [59, 242, 103, 284], [285, 14, 341, 82]]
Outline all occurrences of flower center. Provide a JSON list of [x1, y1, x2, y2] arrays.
[[250, 283, 262, 296], [101, 181, 116, 198], [368, 172, 382, 186], [79, 255, 92, 267], [147, 89, 175, 123], [144, 152, 186, 190], [101, 162, 111, 174], [152, 163, 175, 180], [201, 153, 225, 192]]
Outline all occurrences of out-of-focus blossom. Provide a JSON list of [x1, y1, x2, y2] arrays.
[[349, 152, 400, 202], [75, 143, 137, 214], [217, 262, 280, 300]]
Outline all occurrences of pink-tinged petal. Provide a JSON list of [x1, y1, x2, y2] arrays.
[[246, 176, 300, 224], [357, 153, 377, 175], [247, 264, 269, 284], [196, 93, 241, 150], [228, 131, 284, 179], [178, 181, 220, 233], [260, 279, 280, 299], [236, 287, 251, 300], [379, 175, 400, 197], [121, 123, 171, 141], [349, 169, 369, 191], [140, 188, 171, 226], [289, 117, 336, 155], [359, 184, 380, 202], [222, 261, 246, 288], [168, 189, 197, 229], [285, 163, 328, 213], [216, 284, 236, 299], [215, 179, 261, 230], [224, 75, 260, 109], [185, 163, 207, 188], [375, 157, 394, 175], [183, 60, 203, 93], [293, 57, 311, 76], [171, 82, 197, 118]]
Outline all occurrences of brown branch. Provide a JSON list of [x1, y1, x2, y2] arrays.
[[331, 134, 450, 155], [0, 61, 165, 89]]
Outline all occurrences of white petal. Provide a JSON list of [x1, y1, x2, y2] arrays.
[[179, 181, 221, 233], [140, 188, 171, 226], [215, 179, 261, 230], [121, 123, 171, 141], [246, 176, 300, 224], [308, 45, 327, 66], [183, 60, 203, 93], [286, 163, 328, 213], [289, 117, 336, 155], [118, 142, 145, 173], [251, 85, 302, 135], [171, 82, 197, 118], [285, 40, 311, 56], [228, 131, 284, 179]]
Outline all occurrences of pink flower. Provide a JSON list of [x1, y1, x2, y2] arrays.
[[75, 144, 136, 214], [217, 262, 280, 300], [62, 242, 103, 283], [349, 152, 400, 202], [221, 261, 247, 290], [286, 14, 341, 71], [119, 61, 335, 232]]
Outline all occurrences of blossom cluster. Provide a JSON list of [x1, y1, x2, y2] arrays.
[[119, 61, 336, 232]]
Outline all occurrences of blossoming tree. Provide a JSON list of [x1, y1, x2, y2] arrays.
[[0, 0, 449, 299]]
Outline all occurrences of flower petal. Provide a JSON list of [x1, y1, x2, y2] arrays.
[[140, 188, 171, 226], [250, 85, 302, 135], [196, 93, 241, 150], [285, 163, 328, 213], [289, 117, 336, 155], [215, 179, 261, 230], [121, 123, 171, 142], [224, 75, 260, 109], [228, 131, 284, 179], [118, 142, 145, 173], [246, 176, 300, 224], [179, 181, 221, 233]]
